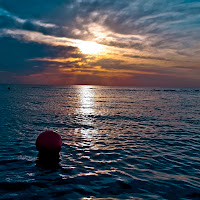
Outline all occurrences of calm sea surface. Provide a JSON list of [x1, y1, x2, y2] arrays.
[[0, 85, 200, 200]]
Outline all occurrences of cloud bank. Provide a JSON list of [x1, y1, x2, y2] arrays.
[[0, 0, 200, 86]]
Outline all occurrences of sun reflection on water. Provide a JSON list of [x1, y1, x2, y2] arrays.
[[75, 85, 98, 147], [79, 85, 95, 115]]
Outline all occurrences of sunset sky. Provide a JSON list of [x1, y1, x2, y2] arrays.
[[0, 0, 200, 87]]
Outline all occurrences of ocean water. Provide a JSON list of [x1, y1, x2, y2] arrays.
[[0, 85, 200, 200]]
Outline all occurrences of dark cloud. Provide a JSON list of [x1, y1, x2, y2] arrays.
[[100, 40, 145, 50], [0, 0, 69, 19], [123, 54, 171, 61], [0, 37, 46, 74], [0, 37, 77, 75], [0, 15, 58, 36]]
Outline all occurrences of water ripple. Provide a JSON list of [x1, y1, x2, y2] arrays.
[[0, 85, 200, 199]]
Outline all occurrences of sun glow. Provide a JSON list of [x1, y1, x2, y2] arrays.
[[76, 41, 104, 55]]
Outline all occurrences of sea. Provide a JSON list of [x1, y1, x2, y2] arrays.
[[0, 85, 199, 200]]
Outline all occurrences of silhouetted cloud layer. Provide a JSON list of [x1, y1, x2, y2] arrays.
[[0, 0, 200, 86]]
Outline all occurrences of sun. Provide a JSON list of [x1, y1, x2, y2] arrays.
[[76, 41, 104, 55]]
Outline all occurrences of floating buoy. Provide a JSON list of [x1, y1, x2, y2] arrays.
[[36, 130, 62, 155], [8, 87, 11, 90]]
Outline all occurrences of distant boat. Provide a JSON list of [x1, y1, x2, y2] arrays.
[[8, 87, 11, 90]]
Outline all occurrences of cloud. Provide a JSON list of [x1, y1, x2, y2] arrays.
[[0, 36, 77, 76], [123, 54, 171, 61], [0, 0, 200, 86]]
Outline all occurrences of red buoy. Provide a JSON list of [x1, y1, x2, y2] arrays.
[[36, 130, 62, 154]]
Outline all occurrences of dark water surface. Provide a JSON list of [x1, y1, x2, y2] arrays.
[[0, 85, 200, 200]]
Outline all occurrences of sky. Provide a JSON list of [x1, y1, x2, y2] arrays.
[[0, 0, 200, 87]]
